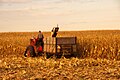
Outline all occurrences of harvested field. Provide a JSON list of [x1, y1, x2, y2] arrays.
[[0, 30, 120, 80]]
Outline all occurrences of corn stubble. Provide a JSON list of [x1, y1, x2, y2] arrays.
[[0, 30, 120, 80]]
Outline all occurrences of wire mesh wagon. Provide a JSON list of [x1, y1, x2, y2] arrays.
[[44, 37, 77, 58]]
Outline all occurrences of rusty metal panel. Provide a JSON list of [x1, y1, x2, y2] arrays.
[[49, 45, 56, 53], [56, 37, 76, 45], [44, 37, 57, 53], [72, 45, 77, 52], [44, 37, 77, 55], [44, 44, 56, 53], [44, 37, 56, 45], [61, 45, 72, 55], [44, 44, 49, 52]]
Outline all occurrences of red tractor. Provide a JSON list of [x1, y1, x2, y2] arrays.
[[24, 37, 44, 57]]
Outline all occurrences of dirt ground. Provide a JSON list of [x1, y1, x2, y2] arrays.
[[0, 54, 120, 80]]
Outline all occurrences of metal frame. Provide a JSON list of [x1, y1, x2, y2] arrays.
[[44, 37, 77, 58]]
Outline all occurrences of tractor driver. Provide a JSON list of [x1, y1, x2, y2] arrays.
[[36, 31, 44, 49], [35, 31, 44, 56]]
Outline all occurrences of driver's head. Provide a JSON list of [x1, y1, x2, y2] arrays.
[[39, 30, 41, 32]]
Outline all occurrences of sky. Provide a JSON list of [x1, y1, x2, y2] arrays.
[[0, 0, 120, 32]]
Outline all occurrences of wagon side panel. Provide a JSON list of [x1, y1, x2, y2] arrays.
[[44, 37, 57, 54]]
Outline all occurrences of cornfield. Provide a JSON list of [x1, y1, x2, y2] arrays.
[[58, 30, 120, 60], [0, 30, 120, 80]]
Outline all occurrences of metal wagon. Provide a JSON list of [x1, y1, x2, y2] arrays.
[[44, 37, 77, 58]]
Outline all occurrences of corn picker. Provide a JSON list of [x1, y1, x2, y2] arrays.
[[24, 25, 77, 58]]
